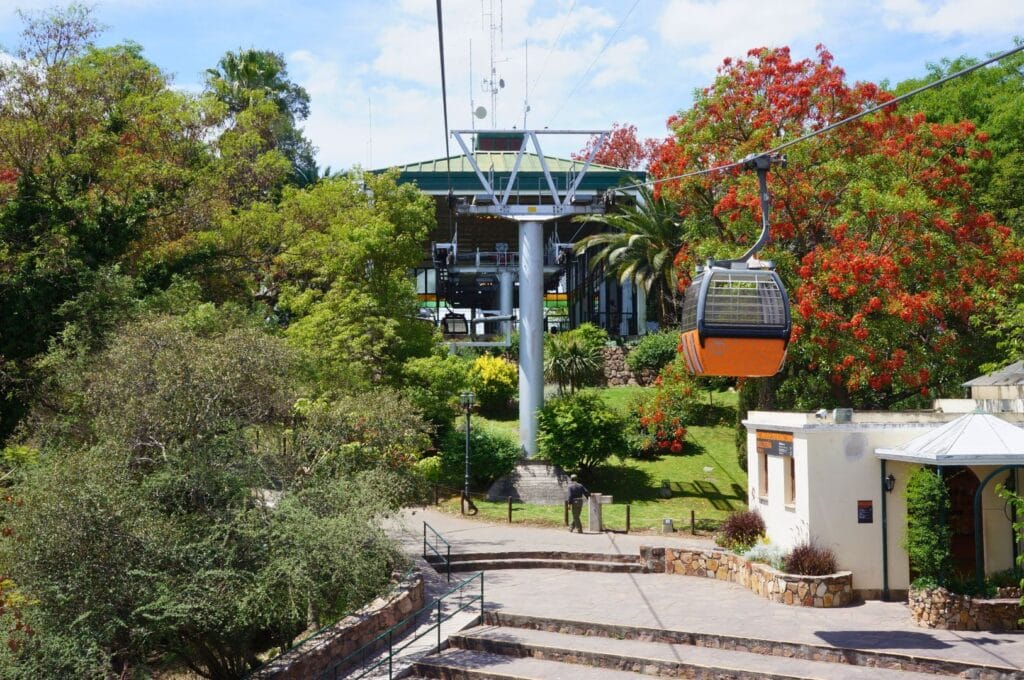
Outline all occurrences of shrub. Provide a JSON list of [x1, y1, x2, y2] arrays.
[[625, 329, 679, 375], [469, 355, 517, 414], [717, 510, 765, 552], [414, 455, 444, 484], [545, 331, 603, 393], [402, 354, 470, 440], [537, 391, 627, 473], [742, 542, 787, 571], [783, 541, 838, 575], [630, 360, 694, 455], [904, 467, 951, 583], [572, 322, 609, 354], [438, 426, 520, 490]]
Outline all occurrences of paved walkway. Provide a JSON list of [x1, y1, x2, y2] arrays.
[[386, 507, 1024, 672]]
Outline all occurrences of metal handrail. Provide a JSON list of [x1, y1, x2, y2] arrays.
[[319, 571, 485, 680], [423, 522, 452, 581]]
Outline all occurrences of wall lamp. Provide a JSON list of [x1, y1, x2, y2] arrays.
[[884, 473, 896, 493]]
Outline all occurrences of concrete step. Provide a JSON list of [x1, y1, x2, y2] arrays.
[[482, 613, 1021, 679], [412, 647, 657, 680], [442, 558, 646, 573], [439, 551, 641, 565], [429, 625, 944, 680]]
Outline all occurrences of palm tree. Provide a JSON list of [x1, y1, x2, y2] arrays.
[[544, 333, 602, 394], [206, 49, 318, 186], [574, 184, 691, 324], [205, 49, 310, 120]]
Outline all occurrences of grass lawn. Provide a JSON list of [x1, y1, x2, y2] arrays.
[[437, 385, 748, 534]]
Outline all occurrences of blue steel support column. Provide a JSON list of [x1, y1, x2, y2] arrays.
[[519, 220, 544, 457]]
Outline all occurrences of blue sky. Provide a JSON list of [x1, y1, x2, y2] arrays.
[[1, 0, 1021, 171]]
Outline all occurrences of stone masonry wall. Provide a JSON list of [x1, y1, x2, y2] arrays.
[[253, 570, 424, 678], [601, 346, 657, 387], [640, 546, 854, 608], [908, 587, 1023, 631]]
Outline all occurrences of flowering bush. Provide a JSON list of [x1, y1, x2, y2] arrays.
[[630, 360, 692, 455], [469, 354, 517, 414]]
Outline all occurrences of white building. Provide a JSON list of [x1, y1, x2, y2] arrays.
[[743, 365, 1024, 600]]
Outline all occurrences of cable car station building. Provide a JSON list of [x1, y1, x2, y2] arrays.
[[744, 364, 1024, 601], [388, 131, 648, 340]]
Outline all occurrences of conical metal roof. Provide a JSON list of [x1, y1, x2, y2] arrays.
[[875, 411, 1024, 465]]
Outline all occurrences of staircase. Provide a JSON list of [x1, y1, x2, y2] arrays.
[[407, 613, 1021, 679], [486, 461, 569, 505], [426, 550, 645, 574]]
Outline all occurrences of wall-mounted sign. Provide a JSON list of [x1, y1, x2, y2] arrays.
[[857, 500, 873, 524], [756, 430, 794, 457]]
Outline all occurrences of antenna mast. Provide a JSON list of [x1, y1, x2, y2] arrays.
[[481, 0, 505, 128]]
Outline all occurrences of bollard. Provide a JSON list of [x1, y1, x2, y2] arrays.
[[690, 509, 695, 534], [626, 505, 631, 534], [508, 495, 513, 523], [564, 500, 569, 526]]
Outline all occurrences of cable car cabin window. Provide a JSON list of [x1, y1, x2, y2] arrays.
[[704, 272, 787, 329], [680, 278, 701, 332]]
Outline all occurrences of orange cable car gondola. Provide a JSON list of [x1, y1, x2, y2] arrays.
[[679, 154, 791, 378]]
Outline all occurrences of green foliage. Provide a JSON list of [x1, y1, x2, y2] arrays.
[[414, 455, 444, 484], [205, 48, 317, 187], [438, 426, 520, 490], [742, 542, 787, 571], [545, 331, 603, 394], [0, 310, 418, 678], [625, 330, 679, 375], [571, 322, 609, 353], [469, 355, 518, 414], [402, 354, 470, 440], [537, 391, 628, 473], [716, 510, 766, 552], [904, 467, 952, 584], [233, 172, 439, 390]]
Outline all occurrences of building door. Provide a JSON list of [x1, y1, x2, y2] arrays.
[[945, 466, 981, 580]]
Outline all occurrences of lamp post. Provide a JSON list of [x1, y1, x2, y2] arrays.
[[459, 391, 477, 515]]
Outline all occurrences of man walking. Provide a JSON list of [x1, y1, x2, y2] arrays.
[[567, 474, 590, 533]]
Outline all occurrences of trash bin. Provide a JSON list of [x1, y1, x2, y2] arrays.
[[588, 493, 612, 532], [662, 518, 675, 534]]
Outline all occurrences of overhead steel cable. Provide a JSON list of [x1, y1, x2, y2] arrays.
[[549, 0, 640, 123], [530, 0, 577, 95], [615, 41, 1024, 193], [435, 0, 454, 224]]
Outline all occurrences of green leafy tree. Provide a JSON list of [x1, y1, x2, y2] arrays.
[[205, 48, 317, 187], [437, 426, 520, 490], [904, 467, 952, 585], [537, 391, 627, 473], [0, 310, 413, 678], [402, 354, 471, 441], [0, 7, 216, 443], [468, 354, 518, 414]]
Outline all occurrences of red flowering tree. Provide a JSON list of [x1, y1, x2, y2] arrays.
[[574, 123, 661, 171], [653, 46, 1022, 408]]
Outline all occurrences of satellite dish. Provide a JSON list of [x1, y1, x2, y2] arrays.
[[474, 106, 487, 119], [499, 78, 505, 88]]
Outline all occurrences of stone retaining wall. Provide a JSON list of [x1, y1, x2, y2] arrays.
[[640, 546, 854, 608], [253, 570, 424, 678], [909, 587, 1023, 631]]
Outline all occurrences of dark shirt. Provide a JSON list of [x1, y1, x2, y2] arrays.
[[567, 481, 590, 502]]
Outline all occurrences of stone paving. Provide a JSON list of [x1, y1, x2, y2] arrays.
[[387, 507, 1024, 673]]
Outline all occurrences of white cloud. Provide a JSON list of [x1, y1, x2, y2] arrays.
[[657, 0, 825, 73], [881, 0, 1024, 36]]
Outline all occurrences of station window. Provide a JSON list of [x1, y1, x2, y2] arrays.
[[785, 457, 796, 507], [758, 452, 769, 498]]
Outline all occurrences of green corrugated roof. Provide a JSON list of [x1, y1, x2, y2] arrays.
[[381, 152, 644, 194]]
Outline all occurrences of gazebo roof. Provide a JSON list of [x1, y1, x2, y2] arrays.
[[875, 411, 1024, 466], [962, 360, 1024, 387]]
